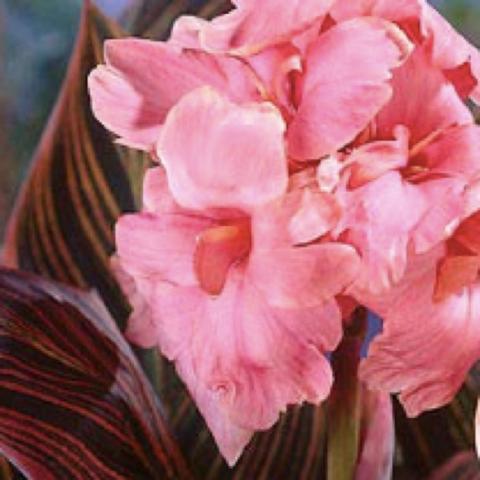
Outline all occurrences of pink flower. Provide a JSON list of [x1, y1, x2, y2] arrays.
[[326, 46, 480, 294], [331, 0, 480, 103], [352, 247, 480, 418], [114, 88, 360, 464], [88, 7, 411, 162]]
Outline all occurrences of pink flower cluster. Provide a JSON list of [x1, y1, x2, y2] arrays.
[[89, 0, 480, 465]]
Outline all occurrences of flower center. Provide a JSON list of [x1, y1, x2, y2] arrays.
[[194, 219, 252, 296]]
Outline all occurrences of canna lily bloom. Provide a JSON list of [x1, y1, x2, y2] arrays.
[[351, 245, 480, 419], [88, 5, 411, 163], [323, 45, 480, 294], [331, 0, 480, 104], [113, 88, 360, 464]]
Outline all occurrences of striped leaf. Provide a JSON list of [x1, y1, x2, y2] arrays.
[[4, 0, 480, 477], [2, 0, 148, 328], [0, 267, 191, 479]]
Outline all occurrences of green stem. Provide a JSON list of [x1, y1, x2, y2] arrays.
[[327, 308, 367, 480]]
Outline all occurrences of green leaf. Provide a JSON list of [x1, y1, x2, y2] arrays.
[[327, 310, 366, 480], [0, 267, 191, 479]]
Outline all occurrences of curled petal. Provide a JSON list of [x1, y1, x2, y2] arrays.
[[143, 275, 340, 465], [338, 172, 427, 294], [157, 87, 288, 211], [88, 39, 258, 150], [356, 248, 480, 417], [198, 0, 334, 55], [288, 18, 412, 160]]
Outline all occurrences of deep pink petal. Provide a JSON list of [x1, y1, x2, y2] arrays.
[[157, 87, 288, 211], [288, 18, 412, 160], [88, 39, 258, 150], [199, 0, 334, 55], [356, 248, 480, 417]]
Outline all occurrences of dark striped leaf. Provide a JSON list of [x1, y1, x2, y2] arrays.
[[0, 267, 191, 479], [428, 452, 480, 480], [2, 0, 149, 329], [5, 0, 480, 477]]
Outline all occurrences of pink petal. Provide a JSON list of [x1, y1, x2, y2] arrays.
[[249, 242, 360, 309], [415, 124, 480, 181], [288, 189, 342, 245], [412, 178, 466, 253], [423, 3, 480, 103], [157, 87, 288, 211], [142, 167, 179, 214], [288, 18, 412, 160], [88, 39, 258, 151], [357, 248, 480, 417], [198, 0, 334, 55], [144, 273, 340, 465], [376, 47, 473, 146], [346, 125, 409, 188], [331, 0, 422, 24], [355, 388, 394, 480], [338, 171, 427, 294], [115, 212, 213, 286], [111, 256, 157, 348]]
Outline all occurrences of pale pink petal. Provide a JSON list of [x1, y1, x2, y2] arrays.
[[412, 178, 466, 253], [376, 47, 473, 145], [355, 389, 394, 480], [288, 18, 412, 160], [157, 87, 288, 211], [115, 212, 213, 286], [346, 125, 409, 188], [142, 167, 179, 214], [88, 39, 258, 150], [357, 248, 480, 417], [288, 189, 341, 245], [337, 172, 427, 294], [111, 256, 157, 348], [199, 0, 334, 55], [249, 242, 360, 309], [145, 273, 340, 464]]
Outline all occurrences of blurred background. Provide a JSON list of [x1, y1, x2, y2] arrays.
[[0, 0, 479, 235]]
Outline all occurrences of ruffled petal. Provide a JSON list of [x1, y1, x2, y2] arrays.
[[115, 212, 213, 286], [422, 3, 480, 103], [288, 18, 412, 160], [157, 87, 288, 211], [376, 47, 473, 145], [337, 171, 427, 294], [346, 125, 409, 188], [356, 248, 480, 417], [198, 0, 334, 55], [88, 39, 258, 150], [142, 274, 340, 465]]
